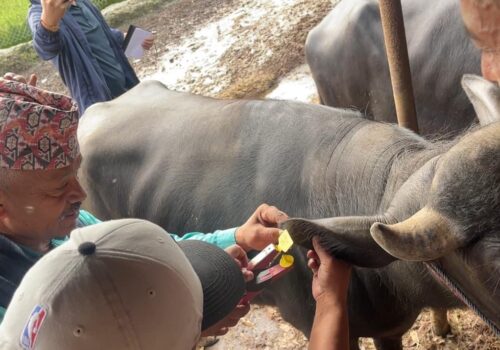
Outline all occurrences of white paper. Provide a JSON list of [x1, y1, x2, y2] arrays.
[[124, 27, 152, 59]]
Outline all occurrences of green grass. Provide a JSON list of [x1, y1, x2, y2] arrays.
[[0, 0, 30, 49], [0, 0, 126, 49]]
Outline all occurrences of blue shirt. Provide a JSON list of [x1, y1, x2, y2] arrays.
[[0, 210, 237, 321], [28, 0, 140, 114], [69, 3, 127, 98]]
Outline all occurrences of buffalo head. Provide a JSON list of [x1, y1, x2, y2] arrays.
[[284, 75, 500, 332]]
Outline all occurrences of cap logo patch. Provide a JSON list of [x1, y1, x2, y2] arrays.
[[20, 305, 47, 350]]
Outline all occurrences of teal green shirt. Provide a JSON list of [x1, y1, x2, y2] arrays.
[[76, 210, 237, 248], [0, 210, 237, 322]]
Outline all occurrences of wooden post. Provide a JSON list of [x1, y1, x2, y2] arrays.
[[379, 0, 419, 133]]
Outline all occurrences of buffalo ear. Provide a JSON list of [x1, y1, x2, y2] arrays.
[[282, 216, 396, 268], [462, 74, 500, 126], [280, 218, 323, 250]]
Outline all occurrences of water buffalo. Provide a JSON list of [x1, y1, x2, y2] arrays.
[[78, 76, 499, 349], [306, 0, 481, 137]]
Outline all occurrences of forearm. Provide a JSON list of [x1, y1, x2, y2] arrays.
[[28, 7, 63, 60], [74, 209, 238, 250], [309, 298, 349, 350], [169, 227, 237, 249]]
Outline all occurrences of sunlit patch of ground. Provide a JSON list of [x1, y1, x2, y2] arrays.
[[140, 0, 333, 99], [200, 306, 499, 350]]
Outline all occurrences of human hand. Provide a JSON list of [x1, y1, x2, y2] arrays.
[[235, 204, 288, 251], [225, 244, 253, 282], [142, 35, 155, 50], [2, 73, 38, 86], [308, 237, 351, 304], [40, 0, 75, 31]]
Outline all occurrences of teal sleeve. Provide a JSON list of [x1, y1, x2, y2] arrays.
[[0, 306, 5, 324], [52, 209, 99, 243], [170, 227, 238, 249], [76, 210, 237, 249], [77, 210, 102, 227]]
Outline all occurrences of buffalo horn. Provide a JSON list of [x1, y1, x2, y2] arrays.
[[370, 207, 463, 261]]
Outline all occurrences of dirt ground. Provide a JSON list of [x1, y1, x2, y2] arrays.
[[15, 0, 499, 348], [21, 0, 332, 100]]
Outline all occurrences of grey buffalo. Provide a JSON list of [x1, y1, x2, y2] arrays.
[[306, 0, 481, 137], [79, 76, 500, 349]]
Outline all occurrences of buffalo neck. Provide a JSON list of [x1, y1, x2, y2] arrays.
[[322, 121, 460, 218], [320, 120, 465, 308]]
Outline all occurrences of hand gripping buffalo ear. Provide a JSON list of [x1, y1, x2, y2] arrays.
[[369, 207, 467, 261], [282, 216, 396, 268], [461, 74, 500, 126]]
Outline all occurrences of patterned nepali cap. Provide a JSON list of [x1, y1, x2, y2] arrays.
[[0, 79, 79, 170]]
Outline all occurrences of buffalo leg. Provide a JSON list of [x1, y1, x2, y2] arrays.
[[318, 94, 325, 105], [431, 308, 451, 336]]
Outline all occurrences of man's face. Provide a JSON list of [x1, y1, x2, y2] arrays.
[[461, 0, 500, 83], [0, 157, 87, 245]]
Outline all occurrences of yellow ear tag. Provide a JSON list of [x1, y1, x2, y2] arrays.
[[277, 229, 294, 253], [279, 254, 294, 268]]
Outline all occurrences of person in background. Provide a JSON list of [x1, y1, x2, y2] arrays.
[[27, 0, 154, 114], [461, 0, 500, 83]]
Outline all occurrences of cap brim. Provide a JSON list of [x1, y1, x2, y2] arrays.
[[177, 240, 245, 330]]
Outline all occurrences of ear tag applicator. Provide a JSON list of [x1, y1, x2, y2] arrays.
[[240, 230, 295, 303]]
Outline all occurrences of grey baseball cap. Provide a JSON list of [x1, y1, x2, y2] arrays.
[[0, 219, 245, 350]]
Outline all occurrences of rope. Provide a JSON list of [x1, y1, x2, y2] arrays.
[[424, 261, 499, 336]]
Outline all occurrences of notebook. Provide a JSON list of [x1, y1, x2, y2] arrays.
[[123, 25, 152, 59]]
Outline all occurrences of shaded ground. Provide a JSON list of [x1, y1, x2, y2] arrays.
[[11, 0, 500, 348]]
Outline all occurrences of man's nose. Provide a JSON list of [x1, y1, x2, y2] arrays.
[[67, 177, 87, 203]]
